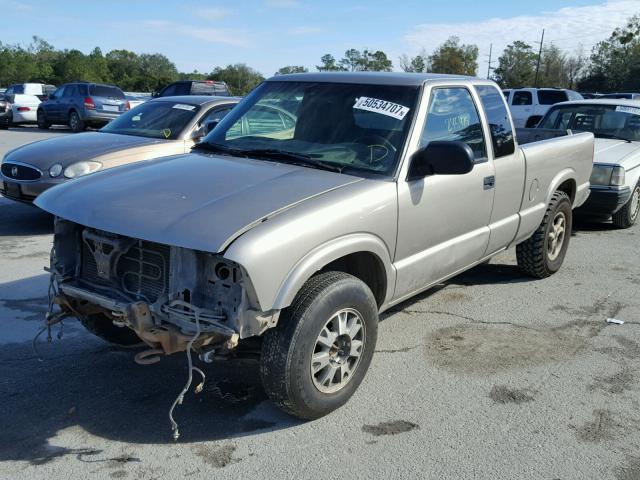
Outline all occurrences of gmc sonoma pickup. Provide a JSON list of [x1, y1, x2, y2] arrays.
[[35, 73, 594, 436]]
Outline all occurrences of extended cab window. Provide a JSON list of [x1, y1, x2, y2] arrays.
[[475, 85, 515, 158], [420, 87, 486, 161], [512, 91, 532, 105]]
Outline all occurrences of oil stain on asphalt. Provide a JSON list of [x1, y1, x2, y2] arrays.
[[489, 385, 535, 404], [362, 420, 419, 437], [575, 409, 618, 443], [424, 321, 597, 375], [194, 444, 239, 468]]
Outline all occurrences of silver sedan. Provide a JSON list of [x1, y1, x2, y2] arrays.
[[0, 95, 240, 204]]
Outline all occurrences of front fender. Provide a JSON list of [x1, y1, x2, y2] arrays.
[[271, 233, 395, 310], [225, 232, 396, 312]]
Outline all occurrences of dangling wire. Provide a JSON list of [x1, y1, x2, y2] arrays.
[[168, 302, 206, 441], [33, 270, 67, 361]]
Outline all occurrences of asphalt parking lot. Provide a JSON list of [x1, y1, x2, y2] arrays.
[[0, 127, 639, 480]]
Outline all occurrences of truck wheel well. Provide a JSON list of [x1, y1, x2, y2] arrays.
[[557, 179, 576, 204], [321, 252, 386, 308]]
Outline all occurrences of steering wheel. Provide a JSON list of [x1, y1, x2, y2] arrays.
[[354, 134, 397, 165]]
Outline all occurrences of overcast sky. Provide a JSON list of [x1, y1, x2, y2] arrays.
[[1, 0, 638, 77]]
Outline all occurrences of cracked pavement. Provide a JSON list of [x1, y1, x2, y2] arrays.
[[1, 127, 640, 479]]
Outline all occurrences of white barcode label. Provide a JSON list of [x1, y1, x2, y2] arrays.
[[353, 97, 410, 120]]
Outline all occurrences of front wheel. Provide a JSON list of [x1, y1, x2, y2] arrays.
[[517, 190, 572, 278], [260, 271, 378, 419], [612, 182, 640, 229]]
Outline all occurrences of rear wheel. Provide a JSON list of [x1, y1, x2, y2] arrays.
[[517, 190, 572, 278], [612, 182, 640, 229], [260, 271, 378, 419], [68, 110, 85, 132], [79, 313, 141, 346], [37, 109, 50, 129], [0, 111, 13, 129]]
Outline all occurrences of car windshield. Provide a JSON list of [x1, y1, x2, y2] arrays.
[[539, 104, 640, 141], [100, 100, 199, 139], [201, 81, 420, 177]]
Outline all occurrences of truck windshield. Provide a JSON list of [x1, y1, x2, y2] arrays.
[[539, 104, 640, 142], [201, 81, 419, 176]]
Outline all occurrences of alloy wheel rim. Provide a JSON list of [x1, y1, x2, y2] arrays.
[[311, 308, 365, 394], [547, 211, 566, 261], [70, 114, 77, 129]]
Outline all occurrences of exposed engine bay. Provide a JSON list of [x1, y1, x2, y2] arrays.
[[43, 217, 282, 439], [49, 218, 279, 358]]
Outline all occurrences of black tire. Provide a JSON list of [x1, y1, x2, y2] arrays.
[[68, 110, 85, 132], [79, 313, 141, 346], [517, 190, 572, 278], [612, 182, 640, 229], [36, 109, 50, 129], [2, 111, 13, 129], [260, 271, 378, 420]]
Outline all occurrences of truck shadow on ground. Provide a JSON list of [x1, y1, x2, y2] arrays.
[[0, 331, 298, 465], [0, 201, 53, 236]]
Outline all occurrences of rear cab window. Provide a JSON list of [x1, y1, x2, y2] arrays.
[[475, 85, 515, 158]]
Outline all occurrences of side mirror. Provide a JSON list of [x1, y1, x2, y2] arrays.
[[407, 141, 475, 181]]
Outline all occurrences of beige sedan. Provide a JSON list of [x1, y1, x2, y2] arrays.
[[0, 95, 240, 204]]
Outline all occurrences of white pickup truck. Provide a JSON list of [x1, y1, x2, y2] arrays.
[[0, 83, 56, 128], [36, 73, 594, 433]]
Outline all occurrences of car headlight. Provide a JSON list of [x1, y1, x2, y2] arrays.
[[590, 165, 612, 186], [49, 163, 63, 177], [63, 161, 102, 178]]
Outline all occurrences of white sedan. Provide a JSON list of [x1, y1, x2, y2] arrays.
[[0, 83, 56, 128]]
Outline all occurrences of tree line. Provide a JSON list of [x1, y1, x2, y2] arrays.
[[0, 37, 265, 95], [3, 15, 640, 95]]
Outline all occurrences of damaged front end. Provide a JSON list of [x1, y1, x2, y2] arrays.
[[50, 217, 279, 359]]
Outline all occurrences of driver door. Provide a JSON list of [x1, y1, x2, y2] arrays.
[[394, 86, 495, 300]]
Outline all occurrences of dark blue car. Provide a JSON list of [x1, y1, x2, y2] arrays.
[[37, 82, 129, 132]]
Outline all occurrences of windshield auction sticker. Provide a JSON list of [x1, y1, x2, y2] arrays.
[[353, 97, 410, 120], [173, 104, 196, 111], [616, 105, 640, 115]]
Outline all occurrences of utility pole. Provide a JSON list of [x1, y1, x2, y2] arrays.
[[534, 29, 545, 87], [486, 43, 493, 79]]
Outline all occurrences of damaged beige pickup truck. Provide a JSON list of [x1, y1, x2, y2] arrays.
[[35, 73, 594, 435]]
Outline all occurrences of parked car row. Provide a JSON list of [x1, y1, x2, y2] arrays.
[[0, 79, 232, 131], [0, 72, 636, 436], [502, 87, 583, 128], [0, 83, 56, 129]]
